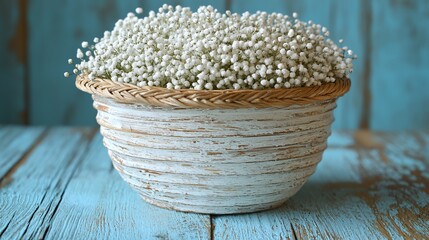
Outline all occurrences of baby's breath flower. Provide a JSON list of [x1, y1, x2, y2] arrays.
[[135, 7, 143, 14], [67, 5, 355, 90], [81, 41, 89, 48], [76, 49, 84, 59]]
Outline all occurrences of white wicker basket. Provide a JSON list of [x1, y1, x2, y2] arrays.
[[77, 75, 350, 214]]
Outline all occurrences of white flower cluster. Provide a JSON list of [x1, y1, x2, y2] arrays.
[[66, 4, 355, 90]]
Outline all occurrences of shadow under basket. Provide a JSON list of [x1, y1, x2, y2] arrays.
[[76, 75, 350, 214]]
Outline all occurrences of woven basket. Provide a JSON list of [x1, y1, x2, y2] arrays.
[[76, 75, 350, 214]]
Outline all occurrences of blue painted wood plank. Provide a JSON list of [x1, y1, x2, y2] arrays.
[[213, 212, 295, 239], [44, 133, 211, 240], [228, 0, 365, 129], [277, 141, 390, 239], [27, 0, 142, 125], [214, 131, 429, 239], [370, 1, 429, 130], [0, 127, 45, 179], [1, 128, 427, 238], [0, 128, 95, 239], [0, 1, 26, 124]]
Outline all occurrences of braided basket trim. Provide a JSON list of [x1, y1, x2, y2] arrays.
[[76, 75, 350, 109]]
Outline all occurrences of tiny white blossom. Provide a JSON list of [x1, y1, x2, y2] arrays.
[[81, 41, 89, 48], [288, 29, 295, 38], [67, 5, 355, 89], [135, 7, 143, 14], [64, 72, 70, 77], [76, 49, 84, 59]]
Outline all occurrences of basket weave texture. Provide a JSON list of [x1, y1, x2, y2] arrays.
[[76, 75, 350, 108], [75, 74, 350, 214]]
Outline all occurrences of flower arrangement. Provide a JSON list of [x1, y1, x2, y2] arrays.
[[70, 4, 353, 214], [66, 4, 355, 90]]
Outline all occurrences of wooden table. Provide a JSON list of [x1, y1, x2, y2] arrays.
[[0, 127, 428, 239]]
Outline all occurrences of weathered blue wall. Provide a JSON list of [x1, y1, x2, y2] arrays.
[[0, 0, 428, 130]]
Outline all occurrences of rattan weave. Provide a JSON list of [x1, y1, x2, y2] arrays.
[[76, 75, 350, 108]]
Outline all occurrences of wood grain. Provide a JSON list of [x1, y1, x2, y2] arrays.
[[0, 127, 44, 182], [44, 133, 211, 240], [1, 128, 428, 239], [213, 131, 429, 239], [0, 128, 95, 239], [212, 211, 296, 239]]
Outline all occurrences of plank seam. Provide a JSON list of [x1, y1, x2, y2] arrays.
[[209, 215, 214, 240], [19, 189, 49, 239], [0, 212, 15, 237], [225, 0, 231, 11], [38, 129, 98, 239], [36, 193, 64, 240], [38, 195, 62, 240], [359, 0, 373, 129], [0, 128, 48, 187], [21, 0, 30, 125], [2, 128, 96, 239], [290, 223, 298, 240]]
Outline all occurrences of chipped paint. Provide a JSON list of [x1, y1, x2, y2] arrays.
[[321, 132, 429, 239], [0, 129, 47, 188], [354, 130, 389, 163]]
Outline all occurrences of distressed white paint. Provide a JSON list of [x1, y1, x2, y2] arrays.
[[92, 95, 337, 214]]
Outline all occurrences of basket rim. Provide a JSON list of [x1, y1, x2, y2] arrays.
[[76, 74, 350, 109]]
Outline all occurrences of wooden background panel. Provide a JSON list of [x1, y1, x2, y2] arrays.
[[370, 0, 429, 130], [0, 0, 27, 124], [1, 0, 428, 129], [27, 0, 141, 126]]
